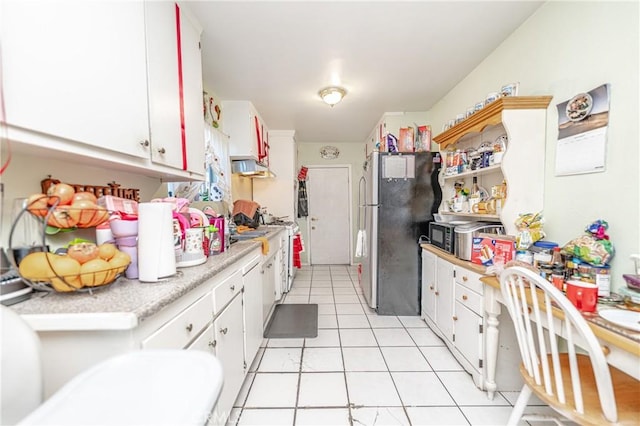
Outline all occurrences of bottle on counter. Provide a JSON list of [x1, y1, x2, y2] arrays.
[[209, 226, 221, 255]]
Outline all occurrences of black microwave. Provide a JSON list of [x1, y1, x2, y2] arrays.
[[428, 222, 456, 254]]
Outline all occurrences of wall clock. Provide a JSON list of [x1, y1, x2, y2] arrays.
[[320, 145, 340, 159]]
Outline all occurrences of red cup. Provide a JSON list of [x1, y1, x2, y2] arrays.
[[565, 280, 598, 312]]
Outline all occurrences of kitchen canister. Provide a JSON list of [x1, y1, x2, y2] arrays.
[[137, 202, 176, 282]]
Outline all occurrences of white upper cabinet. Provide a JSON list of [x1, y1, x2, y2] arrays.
[[2, 1, 150, 159], [145, 2, 204, 175], [1, 1, 205, 180], [222, 100, 270, 164]]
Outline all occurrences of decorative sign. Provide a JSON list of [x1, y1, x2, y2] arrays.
[[320, 145, 340, 160], [41, 176, 140, 201]]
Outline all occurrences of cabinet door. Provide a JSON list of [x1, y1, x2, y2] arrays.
[[145, 1, 181, 169], [177, 5, 205, 175], [261, 254, 277, 323], [243, 261, 263, 368], [145, 2, 204, 175], [211, 295, 245, 425], [435, 257, 455, 342], [421, 250, 437, 322], [2, 1, 149, 158], [454, 301, 483, 371]]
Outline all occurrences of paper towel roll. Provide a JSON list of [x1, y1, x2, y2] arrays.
[[137, 203, 176, 282]]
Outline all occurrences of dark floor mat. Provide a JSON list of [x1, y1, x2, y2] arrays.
[[263, 304, 318, 338]]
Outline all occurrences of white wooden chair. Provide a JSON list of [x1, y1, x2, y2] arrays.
[[499, 266, 640, 425]]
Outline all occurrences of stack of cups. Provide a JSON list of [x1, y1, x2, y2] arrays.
[[109, 218, 139, 279]]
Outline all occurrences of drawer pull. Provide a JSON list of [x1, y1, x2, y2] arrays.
[[453, 315, 458, 321], [230, 285, 235, 291], [186, 323, 193, 332], [462, 294, 468, 301], [208, 340, 217, 348], [463, 276, 468, 282], [220, 327, 228, 335]]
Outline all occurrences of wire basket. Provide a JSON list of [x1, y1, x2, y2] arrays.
[[9, 197, 129, 294]]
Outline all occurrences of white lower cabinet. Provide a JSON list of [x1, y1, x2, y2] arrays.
[[242, 257, 263, 370], [435, 257, 455, 342], [422, 247, 521, 394], [421, 249, 437, 323], [210, 294, 245, 426]]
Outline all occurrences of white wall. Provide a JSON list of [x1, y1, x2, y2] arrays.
[[296, 142, 366, 264], [1, 152, 163, 249], [428, 1, 639, 291]]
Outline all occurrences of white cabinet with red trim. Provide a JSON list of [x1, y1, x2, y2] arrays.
[[221, 100, 270, 166], [145, 1, 204, 175], [0, 1, 204, 181]]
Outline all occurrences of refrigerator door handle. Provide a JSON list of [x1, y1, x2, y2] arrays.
[[357, 176, 366, 231]]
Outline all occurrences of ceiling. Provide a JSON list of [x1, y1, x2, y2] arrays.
[[189, 1, 544, 144]]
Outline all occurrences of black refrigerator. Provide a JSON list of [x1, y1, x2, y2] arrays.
[[358, 151, 441, 315]]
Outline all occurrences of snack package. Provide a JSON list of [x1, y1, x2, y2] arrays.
[[562, 219, 614, 266], [515, 212, 545, 250]]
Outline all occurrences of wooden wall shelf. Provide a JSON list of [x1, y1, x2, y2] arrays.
[[433, 96, 553, 150]]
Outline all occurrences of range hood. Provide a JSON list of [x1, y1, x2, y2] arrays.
[[231, 157, 276, 178]]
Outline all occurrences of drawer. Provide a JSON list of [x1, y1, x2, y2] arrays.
[[213, 269, 243, 313], [455, 283, 483, 316], [142, 293, 213, 349], [455, 266, 484, 295]]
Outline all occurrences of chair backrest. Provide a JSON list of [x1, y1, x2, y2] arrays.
[[499, 266, 617, 422], [0, 305, 44, 425]]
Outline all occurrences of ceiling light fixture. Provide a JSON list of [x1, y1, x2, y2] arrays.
[[319, 86, 347, 107]]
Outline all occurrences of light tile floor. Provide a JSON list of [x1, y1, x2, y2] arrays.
[[227, 265, 555, 426]]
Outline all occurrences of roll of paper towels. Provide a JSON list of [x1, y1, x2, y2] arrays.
[[137, 202, 176, 282]]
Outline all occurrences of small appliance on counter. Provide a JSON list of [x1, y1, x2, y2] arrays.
[[454, 222, 505, 261], [0, 249, 32, 306], [428, 222, 457, 254]]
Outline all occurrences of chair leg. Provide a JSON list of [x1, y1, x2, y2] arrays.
[[508, 384, 532, 426]]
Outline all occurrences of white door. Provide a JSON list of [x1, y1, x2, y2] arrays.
[[307, 166, 351, 264]]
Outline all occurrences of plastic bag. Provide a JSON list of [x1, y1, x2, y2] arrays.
[[562, 219, 614, 266], [515, 212, 545, 250]]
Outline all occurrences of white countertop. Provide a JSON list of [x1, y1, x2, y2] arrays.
[[11, 227, 285, 331]]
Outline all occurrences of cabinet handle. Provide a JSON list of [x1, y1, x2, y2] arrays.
[[462, 294, 468, 300], [139, 139, 150, 147], [602, 345, 611, 356], [453, 315, 458, 321], [157, 147, 166, 154], [186, 323, 193, 332], [429, 285, 434, 290], [435, 291, 439, 296], [208, 340, 217, 348], [230, 285, 235, 291], [463, 276, 468, 282], [220, 327, 228, 335]]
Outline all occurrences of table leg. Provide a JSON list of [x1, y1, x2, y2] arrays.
[[484, 286, 502, 400]]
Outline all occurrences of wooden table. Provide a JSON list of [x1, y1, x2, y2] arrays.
[[481, 275, 640, 399]]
